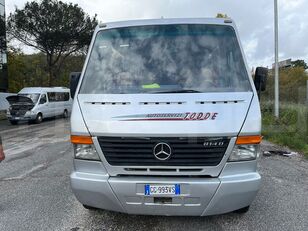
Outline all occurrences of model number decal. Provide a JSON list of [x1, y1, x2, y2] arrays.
[[113, 112, 218, 121]]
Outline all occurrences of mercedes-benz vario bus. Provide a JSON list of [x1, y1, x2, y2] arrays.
[[70, 18, 267, 216], [6, 87, 72, 124]]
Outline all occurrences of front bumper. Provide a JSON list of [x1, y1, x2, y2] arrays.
[[70, 161, 261, 216], [7, 114, 36, 121]]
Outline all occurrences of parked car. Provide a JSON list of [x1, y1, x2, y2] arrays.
[[6, 87, 72, 124], [69, 18, 267, 216]]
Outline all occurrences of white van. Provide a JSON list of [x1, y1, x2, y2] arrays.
[[6, 87, 72, 124], [69, 18, 267, 216]]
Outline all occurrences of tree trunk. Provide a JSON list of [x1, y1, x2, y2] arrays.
[[46, 54, 55, 87]]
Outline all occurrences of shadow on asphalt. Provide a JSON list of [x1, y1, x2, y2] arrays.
[[72, 208, 244, 231], [0, 116, 69, 131]]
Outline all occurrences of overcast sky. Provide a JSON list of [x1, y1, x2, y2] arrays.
[[5, 0, 308, 68]]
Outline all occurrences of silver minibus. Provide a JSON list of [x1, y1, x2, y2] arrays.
[[69, 18, 267, 216]]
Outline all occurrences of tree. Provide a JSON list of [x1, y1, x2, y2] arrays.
[[7, 0, 97, 86], [0, 16, 6, 53], [291, 59, 308, 70], [8, 51, 85, 92], [216, 13, 229, 19]]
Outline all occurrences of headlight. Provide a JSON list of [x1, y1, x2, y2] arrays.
[[25, 110, 34, 115], [74, 144, 101, 161], [228, 136, 262, 162], [71, 135, 100, 161], [228, 144, 260, 162]]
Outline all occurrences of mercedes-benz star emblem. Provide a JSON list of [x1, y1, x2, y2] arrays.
[[153, 142, 172, 161]]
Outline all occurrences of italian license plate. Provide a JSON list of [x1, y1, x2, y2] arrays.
[[144, 184, 180, 196]]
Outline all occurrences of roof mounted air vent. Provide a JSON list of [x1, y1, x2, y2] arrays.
[[99, 23, 107, 28], [224, 19, 233, 23]]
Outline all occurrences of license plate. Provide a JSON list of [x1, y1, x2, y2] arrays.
[[144, 184, 180, 196], [14, 117, 20, 120]]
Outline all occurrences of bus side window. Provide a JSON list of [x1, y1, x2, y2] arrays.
[[47, 92, 56, 102], [64, 92, 70, 101], [55, 92, 62, 101]]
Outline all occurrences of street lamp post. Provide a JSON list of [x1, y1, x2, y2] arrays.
[[274, 0, 279, 118]]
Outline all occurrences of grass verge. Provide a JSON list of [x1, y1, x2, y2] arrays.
[[262, 101, 308, 158]]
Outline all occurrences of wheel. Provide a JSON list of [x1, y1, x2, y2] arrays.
[[63, 109, 69, 118], [35, 113, 43, 124], [234, 206, 250, 214], [82, 204, 98, 210], [9, 120, 18, 125]]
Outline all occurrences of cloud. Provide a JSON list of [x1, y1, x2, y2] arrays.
[[6, 0, 308, 68]]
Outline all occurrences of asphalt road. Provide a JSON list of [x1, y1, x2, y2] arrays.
[[0, 119, 307, 231]]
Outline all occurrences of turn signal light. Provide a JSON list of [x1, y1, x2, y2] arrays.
[[236, 136, 262, 145], [71, 135, 93, 145]]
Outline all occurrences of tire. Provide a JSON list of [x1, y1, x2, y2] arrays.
[[63, 109, 69, 118], [35, 113, 43, 124], [82, 204, 98, 210], [234, 206, 250, 214], [9, 120, 18, 125]]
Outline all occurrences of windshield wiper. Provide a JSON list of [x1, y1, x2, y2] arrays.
[[151, 89, 202, 94]]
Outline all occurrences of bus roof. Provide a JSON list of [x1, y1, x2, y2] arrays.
[[19, 87, 70, 94], [97, 18, 234, 31]]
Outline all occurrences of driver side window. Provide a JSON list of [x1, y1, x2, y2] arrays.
[[39, 94, 47, 104]]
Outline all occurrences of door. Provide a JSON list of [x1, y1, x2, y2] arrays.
[[47, 92, 57, 117], [37, 93, 49, 117]]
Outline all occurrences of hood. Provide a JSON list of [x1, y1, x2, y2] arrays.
[[6, 95, 35, 105], [77, 92, 254, 137]]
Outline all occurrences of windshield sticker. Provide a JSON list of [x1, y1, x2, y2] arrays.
[[113, 112, 218, 121], [142, 83, 161, 89]]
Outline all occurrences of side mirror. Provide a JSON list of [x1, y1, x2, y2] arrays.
[[254, 67, 268, 92], [70, 72, 81, 99]]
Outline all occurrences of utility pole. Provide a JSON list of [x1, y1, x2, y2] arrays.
[[306, 80, 308, 105], [274, 0, 279, 118]]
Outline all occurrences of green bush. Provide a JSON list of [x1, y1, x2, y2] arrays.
[[261, 67, 308, 104]]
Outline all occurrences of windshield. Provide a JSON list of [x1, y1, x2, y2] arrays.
[[80, 24, 252, 94], [18, 93, 40, 103]]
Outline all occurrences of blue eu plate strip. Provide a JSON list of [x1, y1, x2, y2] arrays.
[[175, 184, 181, 195], [145, 185, 150, 195]]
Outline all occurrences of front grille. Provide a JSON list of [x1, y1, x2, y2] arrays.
[[98, 137, 230, 167]]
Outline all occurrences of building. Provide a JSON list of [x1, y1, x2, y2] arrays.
[[0, 0, 8, 92], [272, 59, 292, 69]]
